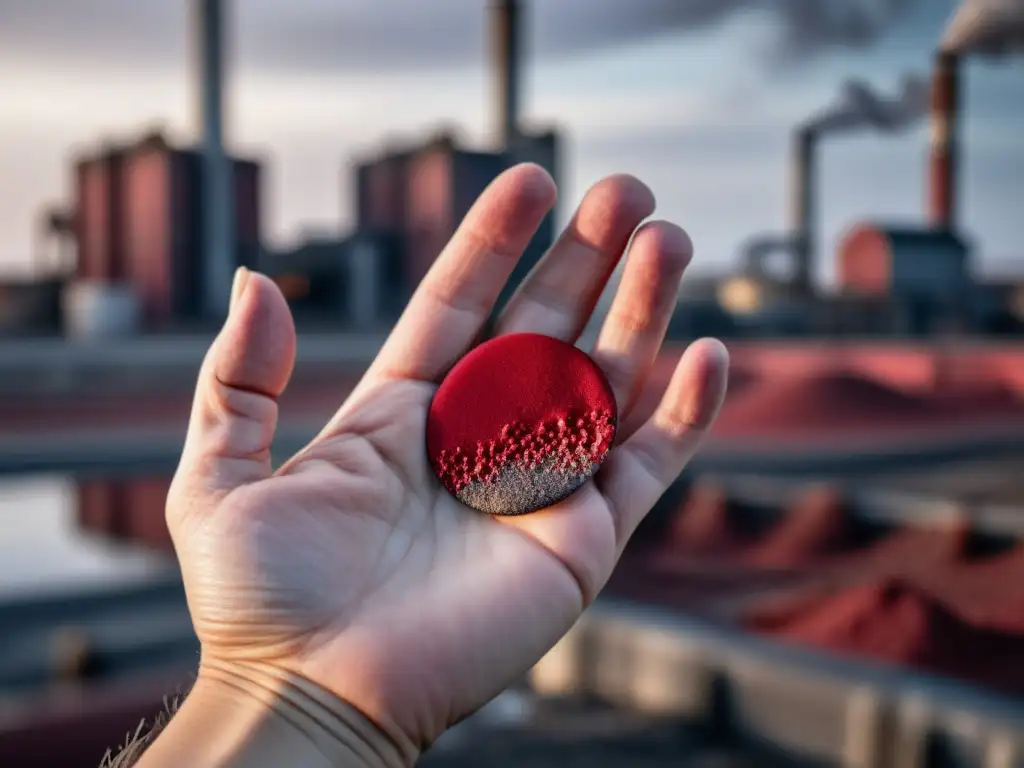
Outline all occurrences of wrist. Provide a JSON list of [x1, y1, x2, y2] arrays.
[[135, 657, 418, 768]]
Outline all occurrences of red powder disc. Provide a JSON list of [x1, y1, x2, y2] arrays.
[[426, 333, 618, 516]]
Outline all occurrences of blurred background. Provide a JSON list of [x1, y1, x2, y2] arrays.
[[1, 0, 1023, 765]]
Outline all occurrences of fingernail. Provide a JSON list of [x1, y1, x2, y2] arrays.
[[229, 267, 251, 314]]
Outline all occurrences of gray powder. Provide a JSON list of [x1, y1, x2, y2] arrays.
[[456, 453, 601, 516]]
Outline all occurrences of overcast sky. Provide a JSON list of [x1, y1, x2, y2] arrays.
[[1, 0, 1022, 285]]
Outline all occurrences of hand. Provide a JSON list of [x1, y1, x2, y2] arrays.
[[161, 164, 728, 761]]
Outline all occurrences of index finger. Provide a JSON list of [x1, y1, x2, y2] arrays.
[[366, 163, 557, 385]]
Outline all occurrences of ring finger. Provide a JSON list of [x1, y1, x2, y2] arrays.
[[493, 174, 655, 341], [590, 221, 693, 425]]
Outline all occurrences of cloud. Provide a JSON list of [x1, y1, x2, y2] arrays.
[[0, 0, 926, 75]]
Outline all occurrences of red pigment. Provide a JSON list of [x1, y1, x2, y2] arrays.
[[427, 333, 617, 497], [748, 578, 1024, 695], [744, 486, 851, 570]]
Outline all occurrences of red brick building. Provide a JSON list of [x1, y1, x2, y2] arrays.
[[72, 132, 262, 327]]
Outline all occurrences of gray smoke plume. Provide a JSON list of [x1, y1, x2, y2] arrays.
[[260, 0, 929, 74], [532, 0, 925, 63], [800, 72, 931, 134], [941, 0, 1024, 54]]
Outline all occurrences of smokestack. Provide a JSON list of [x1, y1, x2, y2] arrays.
[[491, 0, 521, 148], [348, 239, 380, 329], [928, 51, 960, 230], [791, 127, 816, 293], [193, 0, 236, 318]]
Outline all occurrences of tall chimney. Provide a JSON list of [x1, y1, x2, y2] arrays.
[[791, 127, 816, 293], [928, 51, 959, 230], [194, 0, 236, 318], [491, 0, 521, 148]]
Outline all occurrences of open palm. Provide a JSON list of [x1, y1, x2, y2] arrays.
[[166, 164, 728, 754]]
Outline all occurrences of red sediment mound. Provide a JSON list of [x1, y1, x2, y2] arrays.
[[664, 483, 745, 558], [931, 380, 1024, 415], [712, 372, 940, 437], [744, 486, 851, 570], [749, 578, 1024, 694], [609, 546, 810, 619], [922, 545, 1024, 632], [820, 521, 970, 583], [744, 583, 841, 632]]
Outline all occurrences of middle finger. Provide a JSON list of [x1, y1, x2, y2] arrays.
[[493, 174, 655, 341]]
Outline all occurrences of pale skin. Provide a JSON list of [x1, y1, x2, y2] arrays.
[[136, 164, 729, 767]]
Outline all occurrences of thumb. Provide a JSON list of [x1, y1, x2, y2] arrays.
[[173, 267, 297, 504]]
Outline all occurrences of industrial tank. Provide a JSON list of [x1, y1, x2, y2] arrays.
[[61, 281, 141, 339]]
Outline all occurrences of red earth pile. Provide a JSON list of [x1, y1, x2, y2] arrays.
[[711, 372, 942, 439], [931, 381, 1024, 417], [743, 487, 852, 570], [918, 545, 1024, 632], [818, 520, 970, 583], [664, 483, 745, 558], [614, 477, 1024, 696], [747, 578, 1024, 695], [605, 482, 790, 614]]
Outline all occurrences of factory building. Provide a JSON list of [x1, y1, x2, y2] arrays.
[[5, 0, 1020, 342], [264, 230, 404, 329], [75, 147, 127, 282], [0, 279, 63, 337], [355, 129, 557, 306], [71, 131, 261, 327], [266, 127, 559, 330], [836, 225, 972, 334]]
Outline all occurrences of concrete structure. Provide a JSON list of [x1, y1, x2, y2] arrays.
[[8, 335, 1024, 479], [61, 282, 141, 339]]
